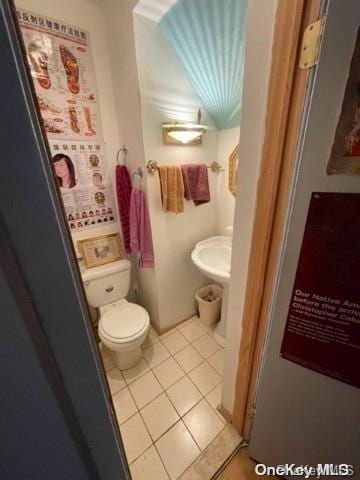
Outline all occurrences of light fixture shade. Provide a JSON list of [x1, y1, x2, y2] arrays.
[[167, 129, 202, 143], [162, 122, 209, 145]]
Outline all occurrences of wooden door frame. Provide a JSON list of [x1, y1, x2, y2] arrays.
[[231, 0, 323, 440]]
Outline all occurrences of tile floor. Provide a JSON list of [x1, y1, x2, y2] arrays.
[[103, 316, 226, 480]]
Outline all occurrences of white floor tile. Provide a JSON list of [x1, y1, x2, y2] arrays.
[[166, 376, 202, 417], [207, 349, 224, 376], [205, 383, 222, 410], [192, 334, 220, 359], [196, 316, 214, 333], [142, 326, 160, 350], [120, 413, 152, 464], [173, 345, 204, 373], [153, 357, 185, 390], [130, 446, 169, 480], [143, 342, 171, 369], [176, 316, 196, 330], [178, 320, 205, 343], [160, 330, 189, 355], [100, 347, 114, 372], [129, 371, 163, 409], [159, 327, 177, 340], [112, 387, 137, 425], [206, 383, 227, 425], [188, 362, 222, 396], [107, 368, 126, 395], [156, 421, 201, 480], [141, 393, 179, 441], [122, 358, 150, 385], [183, 399, 225, 450]]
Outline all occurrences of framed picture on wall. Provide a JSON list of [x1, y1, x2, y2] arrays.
[[327, 27, 360, 175], [228, 144, 239, 196], [78, 233, 124, 268]]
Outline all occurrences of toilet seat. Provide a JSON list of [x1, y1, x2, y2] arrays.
[[99, 301, 149, 345]]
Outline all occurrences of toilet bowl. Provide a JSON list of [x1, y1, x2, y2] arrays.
[[81, 259, 150, 370], [98, 299, 149, 370]]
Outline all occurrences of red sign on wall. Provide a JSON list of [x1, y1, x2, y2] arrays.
[[281, 193, 360, 388]]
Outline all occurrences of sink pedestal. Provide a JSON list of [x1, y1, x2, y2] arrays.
[[191, 236, 232, 348], [213, 285, 228, 347]]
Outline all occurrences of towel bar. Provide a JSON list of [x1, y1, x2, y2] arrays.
[[145, 160, 224, 175]]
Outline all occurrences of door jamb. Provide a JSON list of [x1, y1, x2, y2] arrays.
[[231, 0, 322, 440]]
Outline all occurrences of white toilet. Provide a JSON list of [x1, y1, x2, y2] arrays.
[[82, 259, 150, 370]]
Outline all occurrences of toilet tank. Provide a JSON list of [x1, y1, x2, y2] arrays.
[[81, 259, 131, 308]]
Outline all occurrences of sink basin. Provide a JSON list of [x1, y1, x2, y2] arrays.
[[191, 236, 232, 285]]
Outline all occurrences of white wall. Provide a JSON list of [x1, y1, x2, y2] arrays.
[[15, 0, 122, 253], [133, 13, 220, 330], [221, 0, 278, 413], [101, 0, 160, 326], [216, 128, 240, 235]]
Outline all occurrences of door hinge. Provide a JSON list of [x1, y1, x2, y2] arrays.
[[299, 16, 326, 69]]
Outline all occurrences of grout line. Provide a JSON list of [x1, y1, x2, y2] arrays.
[[156, 419, 201, 479], [121, 385, 155, 466], [110, 383, 127, 397], [140, 395, 180, 445], [203, 396, 227, 426], [116, 407, 138, 429], [152, 440, 171, 479], [128, 377, 164, 411], [206, 381, 223, 401], [126, 374, 217, 454], [137, 397, 167, 445], [122, 362, 151, 386], [180, 423, 232, 480], [157, 364, 224, 453], [172, 420, 229, 480], [165, 381, 203, 418], [149, 337, 219, 377], [114, 396, 225, 474], [129, 442, 171, 480]]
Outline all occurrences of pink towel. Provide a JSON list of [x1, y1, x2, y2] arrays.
[[130, 188, 154, 268], [116, 165, 132, 254], [181, 164, 210, 206]]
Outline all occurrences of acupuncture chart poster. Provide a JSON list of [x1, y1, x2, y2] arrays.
[[18, 9, 102, 141], [49, 141, 116, 231], [18, 9, 117, 232], [280, 193, 360, 388]]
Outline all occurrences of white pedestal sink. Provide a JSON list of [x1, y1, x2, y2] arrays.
[[191, 236, 232, 346]]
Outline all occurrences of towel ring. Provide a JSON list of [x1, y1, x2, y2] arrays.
[[132, 167, 144, 186], [116, 145, 128, 165]]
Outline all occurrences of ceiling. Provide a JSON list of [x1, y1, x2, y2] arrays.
[[133, 0, 178, 22], [159, 0, 246, 129]]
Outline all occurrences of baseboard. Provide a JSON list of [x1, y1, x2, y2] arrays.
[[151, 312, 197, 336], [217, 404, 233, 424]]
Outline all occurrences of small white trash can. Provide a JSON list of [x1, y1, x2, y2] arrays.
[[195, 284, 223, 326]]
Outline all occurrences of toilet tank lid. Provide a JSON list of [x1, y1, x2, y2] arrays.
[[81, 259, 131, 282]]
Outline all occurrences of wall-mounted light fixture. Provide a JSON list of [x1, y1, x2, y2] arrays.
[[162, 109, 209, 145]]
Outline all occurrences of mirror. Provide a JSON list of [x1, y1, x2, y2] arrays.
[[228, 145, 239, 197]]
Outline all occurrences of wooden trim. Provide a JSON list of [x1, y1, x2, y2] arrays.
[[231, 0, 322, 439]]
